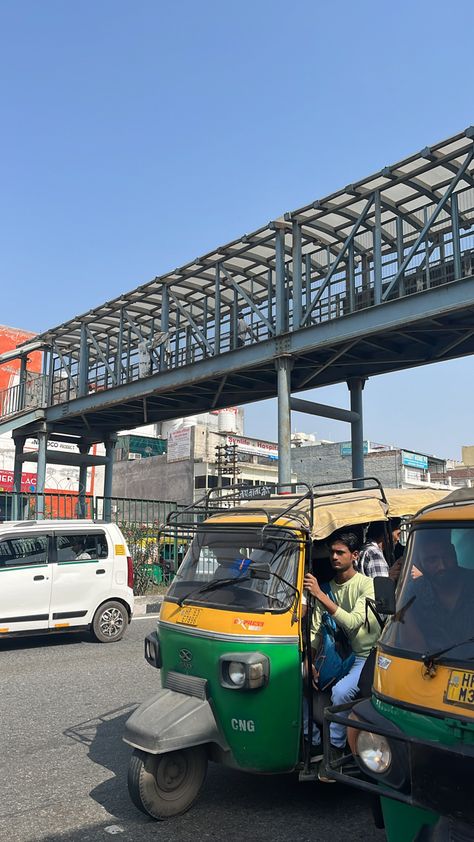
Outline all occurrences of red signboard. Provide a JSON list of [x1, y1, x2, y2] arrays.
[[0, 471, 38, 492]]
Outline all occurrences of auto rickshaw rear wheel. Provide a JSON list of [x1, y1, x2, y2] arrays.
[[128, 746, 208, 819]]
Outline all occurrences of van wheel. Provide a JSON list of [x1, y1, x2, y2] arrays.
[[92, 601, 127, 643], [128, 747, 208, 819]]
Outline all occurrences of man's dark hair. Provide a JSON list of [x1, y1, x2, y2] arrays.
[[329, 531, 360, 553], [366, 522, 386, 543]]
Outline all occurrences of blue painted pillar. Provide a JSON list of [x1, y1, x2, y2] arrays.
[[18, 355, 28, 411], [275, 228, 287, 335], [276, 356, 293, 488], [396, 216, 405, 297], [214, 264, 221, 355], [292, 222, 303, 329], [347, 241, 355, 313], [451, 192, 462, 280], [36, 431, 48, 519], [161, 284, 170, 368], [373, 191, 382, 304], [78, 323, 89, 397], [78, 442, 90, 518], [12, 435, 26, 520], [348, 378, 366, 488], [103, 435, 117, 521]]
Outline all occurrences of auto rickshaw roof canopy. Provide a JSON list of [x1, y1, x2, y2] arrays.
[[236, 487, 451, 541]]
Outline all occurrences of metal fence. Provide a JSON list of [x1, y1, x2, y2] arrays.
[[0, 491, 192, 589]]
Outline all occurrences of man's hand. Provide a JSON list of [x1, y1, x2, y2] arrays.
[[303, 572, 338, 616], [303, 572, 324, 599]]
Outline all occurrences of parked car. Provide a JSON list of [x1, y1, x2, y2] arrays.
[[0, 520, 134, 642]]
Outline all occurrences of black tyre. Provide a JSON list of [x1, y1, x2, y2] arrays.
[[127, 747, 208, 820], [92, 600, 127, 643]]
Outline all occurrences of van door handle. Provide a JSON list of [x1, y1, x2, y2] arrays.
[[96, 569, 106, 575], [34, 575, 45, 581]]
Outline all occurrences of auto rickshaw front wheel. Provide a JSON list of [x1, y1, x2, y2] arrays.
[[128, 746, 208, 819]]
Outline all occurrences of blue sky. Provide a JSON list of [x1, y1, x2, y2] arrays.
[[1, 0, 474, 460]]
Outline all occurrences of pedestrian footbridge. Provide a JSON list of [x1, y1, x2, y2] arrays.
[[2, 128, 474, 505]]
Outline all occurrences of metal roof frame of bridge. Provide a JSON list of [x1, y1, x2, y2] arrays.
[[3, 126, 474, 438]]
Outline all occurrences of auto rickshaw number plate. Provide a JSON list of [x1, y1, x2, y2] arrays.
[[445, 668, 474, 708], [176, 607, 202, 627]]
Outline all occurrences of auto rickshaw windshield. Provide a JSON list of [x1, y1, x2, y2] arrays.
[[381, 526, 474, 660], [166, 526, 300, 611]]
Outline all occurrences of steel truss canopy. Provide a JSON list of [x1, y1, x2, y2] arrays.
[[3, 126, 474, 436]]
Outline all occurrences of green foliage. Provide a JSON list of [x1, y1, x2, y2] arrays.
[[120, 522, 158, 596]]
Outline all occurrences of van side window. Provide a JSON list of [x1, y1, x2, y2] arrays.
[[96, 534, 108, 558], [0, 536, 48, 567], [56, 533, 108, 562]]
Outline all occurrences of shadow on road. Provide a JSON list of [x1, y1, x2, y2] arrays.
[[0, 630, 94, 651], [61, 706, 385, 842], [64, 704, 140, 822]]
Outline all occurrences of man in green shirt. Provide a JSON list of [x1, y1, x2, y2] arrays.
[[303, 532, 381, 782]]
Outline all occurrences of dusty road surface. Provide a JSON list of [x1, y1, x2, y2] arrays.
[[1, 617, 385, 842]]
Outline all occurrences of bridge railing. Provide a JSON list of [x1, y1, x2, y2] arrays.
[[2, 215, 474, 422]]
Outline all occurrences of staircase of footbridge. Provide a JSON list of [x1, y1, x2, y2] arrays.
[[2, 127, 474, 503]]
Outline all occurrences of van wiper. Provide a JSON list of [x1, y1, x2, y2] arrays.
[[177, 576, 251, 607], [422, 634, 474, 666]]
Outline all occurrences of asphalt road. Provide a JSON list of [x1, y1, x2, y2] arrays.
[[1, 618, 386, 842]]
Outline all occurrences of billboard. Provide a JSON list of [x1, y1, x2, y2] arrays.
[[0, 324, 42, 392], [402, 451, 428, 470]]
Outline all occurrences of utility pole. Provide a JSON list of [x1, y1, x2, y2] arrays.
[[214, 442, 240, 490]]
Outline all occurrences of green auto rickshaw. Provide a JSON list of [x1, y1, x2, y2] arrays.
[[323, 487, 473, 841], [123, 480, 445, 821]]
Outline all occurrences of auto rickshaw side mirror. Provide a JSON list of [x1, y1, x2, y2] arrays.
[[250, 563, 271, 580], [373, 576, 396, 614]]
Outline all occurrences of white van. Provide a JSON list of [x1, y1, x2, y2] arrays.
[[0, 520, 134, 643]]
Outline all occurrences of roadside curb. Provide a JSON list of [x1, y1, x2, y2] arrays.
[[134, 595, 164, 616]]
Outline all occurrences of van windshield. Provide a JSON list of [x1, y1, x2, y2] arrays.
[[382, 526, 474, 662], [166, 527, 301, 612]]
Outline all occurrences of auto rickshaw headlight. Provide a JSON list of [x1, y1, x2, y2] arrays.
[[228, 661, 246, 686], [220, 653, 269, 690], [356, 731, 392, 774]]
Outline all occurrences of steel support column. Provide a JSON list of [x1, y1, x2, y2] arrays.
[[214, 264, 221, 355], [347, 378, 366, 488], [78, 442, 90, 518], [78, 322, 89, 397], [103, 435, 117, 521], [373, 191, 382, 305], [292, 222, 303, 329], [161, 284, 170, 369], [12, 435, 26, 520], [275, 228, 287, 335], [347, 241, 355, 313], [19, 356, 27, 412], [451, 192, 462, 280], [36, 431, 48, 519], [276, 356, 293, 488], [396, 216, 405, 297]]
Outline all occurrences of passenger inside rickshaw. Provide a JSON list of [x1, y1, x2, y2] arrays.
[[302, 529, 383, 776], [383, 527, 474, 657]]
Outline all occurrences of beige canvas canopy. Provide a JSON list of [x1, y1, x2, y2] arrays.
[[239, 486, 450, 541]]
